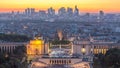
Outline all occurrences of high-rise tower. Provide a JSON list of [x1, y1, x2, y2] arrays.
[[74, 5, 79, 16]]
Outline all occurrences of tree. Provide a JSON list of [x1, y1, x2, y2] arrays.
[[13, 46, 26, 56], [93, 53, 105, 68], [104, 48, 120, 68], [0, 33, 31, 42], [0, 64, 5, 68]]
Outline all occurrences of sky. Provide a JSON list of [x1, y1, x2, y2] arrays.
[[0, 0, 120, 13]]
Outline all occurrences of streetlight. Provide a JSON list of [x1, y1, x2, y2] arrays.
[[4, 53, 9, 62], [81, 46, 86, 61], [5, 54, 8, 58], [81, 47, 86, 55]]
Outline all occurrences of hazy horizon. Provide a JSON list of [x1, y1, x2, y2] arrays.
[[0, 0, 120, 13]]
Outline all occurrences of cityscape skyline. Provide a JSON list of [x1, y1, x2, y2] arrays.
[[0, 7, 120, 14], [0, 0, 120, 13], [0, 6, 120, 14], [0, 0, 120, 68]]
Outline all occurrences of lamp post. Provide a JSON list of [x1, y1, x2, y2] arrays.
[[81, 47, 86, 61], [4, 53, 9, 62], [81, 47, 86, 55], [5, 54, 8, 58]]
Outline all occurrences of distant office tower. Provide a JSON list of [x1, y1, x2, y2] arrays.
[[47, 7, 55, 16], [25, 8, 29, 15], [16, 11, 20, 15], [25, 8, 35, 15], [31, 8, 35, 14], [85, 13, 90, 17], [74, 5, 79, 16], [67, 7, 73, 16], [99, 10, 104, 16], [58, 7, 66, 16], [99, 10, 104, 22], [85, 13, 90, 22], [39, 10, 46, 16], [11, 11, 15, 14]]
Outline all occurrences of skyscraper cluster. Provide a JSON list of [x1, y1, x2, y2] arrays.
[[25, 8, 35, 15], [24, 6, 79, 17], [0, 5, 120, 23]]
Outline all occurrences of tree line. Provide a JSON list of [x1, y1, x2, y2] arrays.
[[93, 48, 120, 68], [0, 33, 31, 42]]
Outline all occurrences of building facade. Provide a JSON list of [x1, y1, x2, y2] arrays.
[[27, 37, 44, 55], [0, 42, 26, 54]]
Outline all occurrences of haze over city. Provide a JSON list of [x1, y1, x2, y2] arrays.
[[0, 0, 120, 68], [0, 0, 120, 13]]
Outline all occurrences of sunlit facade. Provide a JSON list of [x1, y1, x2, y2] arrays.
[[27, 37, 44, 55]]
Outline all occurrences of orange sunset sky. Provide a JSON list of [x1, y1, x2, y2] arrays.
[[0, 0, 120, 13]]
